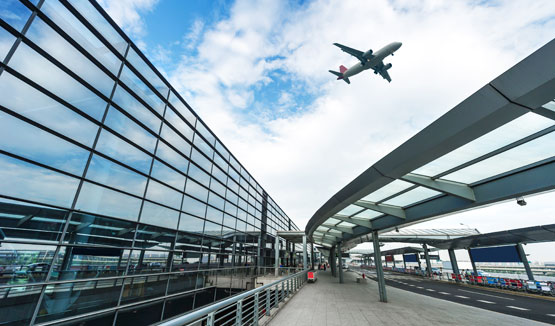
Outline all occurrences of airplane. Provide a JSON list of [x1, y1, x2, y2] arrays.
[[329, 42, 402, 83]]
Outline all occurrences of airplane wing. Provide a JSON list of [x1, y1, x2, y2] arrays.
[[379, 69, 391, 83], [373, 62, 392, 82], [333, 43, 368, 64]]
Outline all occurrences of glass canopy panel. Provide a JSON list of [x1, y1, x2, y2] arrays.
[[337, 221, 356, 228], [316, 226, 329, 233], [412, 113, 554, 176], [382, 186, 441, 207], [542, 100, 555, 112], [361, 180, 413, 202], [351, 209, 382, 219], [323, 217, 340, 225], [441, 131, 555, 184], [327, 229, 342, 235], [337, 204, 364, 216]]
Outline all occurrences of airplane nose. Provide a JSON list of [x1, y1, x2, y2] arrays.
[[396, 42, 402, 49]]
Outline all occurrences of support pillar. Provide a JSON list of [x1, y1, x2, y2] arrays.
[[330, 246, 336, 277], [517, 243, 535, 281], [423, 244, 432, 277], [372, 231, 387, 302], [274, 235, 279, 277], [302, 235, 307, 270], [448, 249, 460, 282], [338, 242, 344, 284], [467, 248, 478, 277], [403, 255, 406, 270], [311, 242, 315, 270]]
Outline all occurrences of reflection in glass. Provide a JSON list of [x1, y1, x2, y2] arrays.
[[0, 284, 42, 325], [164, 107, 194, 141], [134, 224, 176, 251], [0, 243, 56, 285], [104, 106, 157, 153], [127, 250, 169, 275], [0, 0, 31, 32], [126, 47, 168, 96], [185, 179, 208, 201], [0, 154, 80, 208], [0, 111, 90, 176], [155, 142, 189, 174], [161, 123, 191, 158], [95, 129, 152, 174], [382, 186, 441, 207], [169, 91, 196, 127], [145, 180, 183, 210], [119, 65, 165, 115], [120, 274, 168, 304], [361, 179, 414, 202], [9, 43, 108, 122], [178, 213, 205, 235], [64, 212, 136, 247], [140, 201, 179, 230], [188, 163, 210, 188], [50, 246, 128, 281], [181, 195, 206, 219], [85, 154, 147, 197], [0, 26, 16, 62], [112, 85, 162, 134], [0, 72, 100, 146], [75, 182, 141, 221], [151, 159, 185, 190]]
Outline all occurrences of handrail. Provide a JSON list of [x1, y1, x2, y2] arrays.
[[158, 269, 308, 326]]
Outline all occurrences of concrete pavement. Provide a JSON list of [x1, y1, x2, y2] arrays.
[[267, 269, 551, 326]]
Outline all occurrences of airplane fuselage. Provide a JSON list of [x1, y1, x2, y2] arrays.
[[343, 42, 402, 78]]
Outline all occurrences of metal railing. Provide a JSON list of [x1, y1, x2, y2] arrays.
[[158, 269, 308, 326]]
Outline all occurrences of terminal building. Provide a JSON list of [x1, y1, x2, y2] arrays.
[[0, 1, 300, 325]]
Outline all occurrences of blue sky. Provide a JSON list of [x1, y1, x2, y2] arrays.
[[98, 0, 555, 262]]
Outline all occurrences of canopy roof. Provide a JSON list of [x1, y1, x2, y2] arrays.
[[307, 38, 555, 248]]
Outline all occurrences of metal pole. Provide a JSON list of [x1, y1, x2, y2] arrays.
[[265, 288, 271, 316], [423, 244, 432, 277], [302, 235, 307, 271], [338, 242, 344, 284], [275, 235, 280, 277], [516, 243, 535, 281], [236, 299, 243, 325], [403, 255, 406, 270], [467, 248, 478, 277], [311, 242, 315, 270], [330, 245, 336, 277], [372, 231, 387, 302], [448, 249, 460, 282]]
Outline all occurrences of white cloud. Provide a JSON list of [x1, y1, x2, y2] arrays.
[[146, 1, 555, 259], [97, 0, 159, 42]]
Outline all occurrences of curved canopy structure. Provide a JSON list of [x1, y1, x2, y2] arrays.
[[307, 38, 555, 248]]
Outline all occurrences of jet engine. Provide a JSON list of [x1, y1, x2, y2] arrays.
[[383, 63, 392, 71], [363, 49, 373, 58]]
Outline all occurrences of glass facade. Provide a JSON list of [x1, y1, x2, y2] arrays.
[[0, 1, 299, 325]]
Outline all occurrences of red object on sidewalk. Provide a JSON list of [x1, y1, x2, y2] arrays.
[[362, 273, 366, 279]]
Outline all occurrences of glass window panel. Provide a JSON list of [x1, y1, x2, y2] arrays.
[[167, 274, 197, 296], [26, 17, 114, 97], [85, 154, 147, 197], [95, 129, 152, 174], [112, 85, 161, 133], [145, 180, 182, 209], [126, 251, 169, 277], [211, 165, 227, 185], [413, 113, 554, 176], [336, 204, 363, 216], [8, 43, 107, 121], [185, 179, 208, 201], [195, 122, 215, 146], [0, 242, 56, 284], [75, 182, 141, 221], [0, 284, 42, 325], [193, 133, 214, 159], [134, 224, 176, 250], [165, 107, 194, 141], [361, 180, 414, 202], [442, 131, 555, 184], [222, 213, 236, 229], [213, 152, 228, 173], [543, 100, 555, 112], [224, 202, 237, 216], [0, 25, 16, 62], [126, 47, 168, 96], [139, 201, 179, 230], [203, 221, 221, 236], [161, 123, 192, 158], [64, 212, 136, 247], [104, 107, 157, 153], [50, 246, 128, 281], [178, 213, 205, 235], [0, 199, 69, 244], [205, 206, 223, 224], [215, 141, 230, 161], [351, 209, 382, 219], [35, 279, 122, 324], [181, 195, 206, 218], [40, 0, 121, 74], [0, 72, 99, 146], [235, 218, 245, 232], [151, 159, 185, 190], [169, 91, 196, 126], [188, 163, 210, 187], [382, 186, 441, 207], [0, 154, 79, 207], [117, 301, 163, 325], [0, 111, 89, 175], [67, 0, 127, 54], [191, 150, 212, 174], [155, 142, 189, 174], [225, 190, 238, 205], [207, 192, 225, 210], [209, 179, 226, 197], [0, 0, 31, 32], [119, 65, 165, 115]]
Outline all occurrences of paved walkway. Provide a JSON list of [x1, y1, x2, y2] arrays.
[[267, 270, 550, 326]]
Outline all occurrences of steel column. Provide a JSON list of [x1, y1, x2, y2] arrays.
[[517, 243, 535, 281], [330, 245, 336, 277], [338, 242, 344, 283], [253, 293, 259, 326], [372, 231, 387, 302], [302, 235, 307, 270], [311, 242, 315, 270], [448, 249, 460, 281], [275, 235, 280, 277], [467, 248, 478, 277], [265, 288, 271, 316], [423, 244, 432, 277], [236, 299, 242, 325]]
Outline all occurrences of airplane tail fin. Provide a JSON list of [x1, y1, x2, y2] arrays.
[[329, 68, 350, 84], [339, 65, 347, 74]]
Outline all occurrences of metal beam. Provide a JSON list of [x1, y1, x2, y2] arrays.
[[468, 248, 478, 277], [402, 173, 475, 201], [373, 231, 387, 302], [333, 215, 372, 228], [338, 242, 344, 284], [274, 235, 279, 277], [323, 224, 354, 234], [302, 235, 307, 270], [16, 214, 34, 227], [448, 249, 460, 282], [423, 243, 432, 277], [355, 201, 406, 219], [517, 243, 535, 281]]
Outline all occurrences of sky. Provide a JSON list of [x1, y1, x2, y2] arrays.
[[97, 0, 555, 262]]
